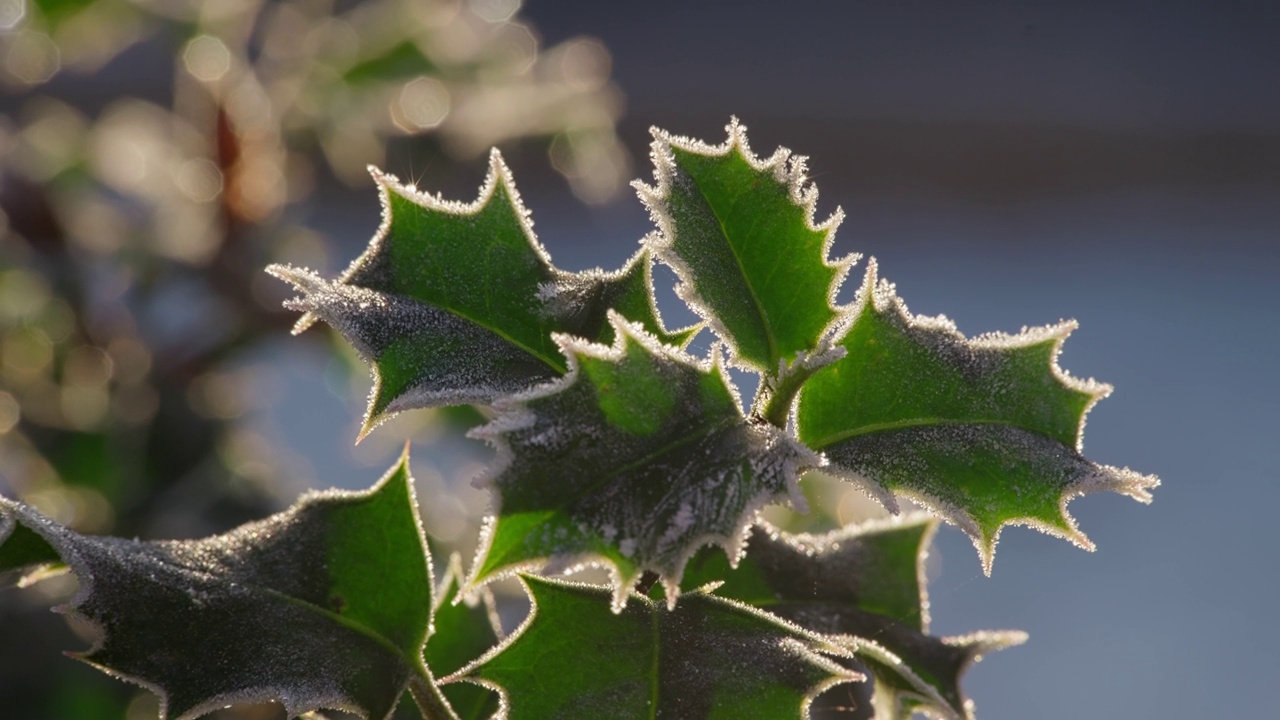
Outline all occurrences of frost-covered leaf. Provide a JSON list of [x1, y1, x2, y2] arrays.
[[796, 260, 1159, 572], [540, 247, 702, 350], [682, 517, 1025, 719], [461, 576, 861, 720], [636, 118, 854, 376], [0, 454, 457, 720], [429, 555, 501, 720], [467, 312, 819, 609], [269, 154, 688, 435]]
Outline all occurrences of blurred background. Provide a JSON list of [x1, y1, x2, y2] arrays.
[[1, 0, 1276, 718]]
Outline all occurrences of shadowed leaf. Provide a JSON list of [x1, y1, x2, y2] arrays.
[[468, 313, 818, 609], [0, 454, 456, 720], [464, 576, 860, 720], [682, 517, 1025, 719]]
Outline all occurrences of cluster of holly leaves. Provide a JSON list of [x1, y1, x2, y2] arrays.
[[0, 120, 1159, 719]]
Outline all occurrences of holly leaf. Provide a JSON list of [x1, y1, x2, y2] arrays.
[[0, 453, 457, 720], [540, 247, 702, 350], [796, 260, 1160, 572], [682, 517, 1025, 719], [459, 575, 861, 720], [429, 556, 501, 720], [636, 118, 854, 376], [467, 312, 819, 609], [268, 154, 689, 436]]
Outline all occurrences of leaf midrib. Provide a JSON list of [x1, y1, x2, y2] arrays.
[[809, 417, 1056, 452], [681, 161, 779, 369], [428, 295, 566, 373], [135, 555, 422, 676], [388, 195, 567, 373]]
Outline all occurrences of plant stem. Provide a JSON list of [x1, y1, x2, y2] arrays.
[[409, 672, 460, 720], [754, 365, 812, 429], [753, 346, 845, 428]]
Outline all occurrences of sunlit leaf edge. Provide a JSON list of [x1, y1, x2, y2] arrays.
[[807, 259, 1160, 573], [634, 116, 859, 375]]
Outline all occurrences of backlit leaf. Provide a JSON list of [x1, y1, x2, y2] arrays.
[[636, 118, 854, 377], [796, 260, 1159, 572], [269, 155, 688, 436]]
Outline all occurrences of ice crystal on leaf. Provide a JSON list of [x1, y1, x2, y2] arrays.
[[682, 516, 1026, 719], [0, 453, 459, 720], [796, 260, 1160, 572], [459, 576, 861, 720], [269, 152, 689, 437], [467, 312, 819, 610], [635, 118, 856, 379]]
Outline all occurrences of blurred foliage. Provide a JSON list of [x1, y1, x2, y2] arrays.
[[0, 0, 625, 716]]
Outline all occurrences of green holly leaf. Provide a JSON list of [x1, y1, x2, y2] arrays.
[[681, 517, 1025, 719], [269, 154, 689, 437], [636, 118, 854, 378], [467, 312, 819, 609], [429, 555, 501, 720], [542, 248, 702, 350], [460, 575, 861, 720], [796, 260, 1160, 572], [0, 453, 458, 720]]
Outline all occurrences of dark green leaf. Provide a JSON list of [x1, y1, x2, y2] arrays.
[[270, 158, 689, 437], [797, 260, 1159, 571], [0, 517, 61, 578], [682, 517, 1025, 719], [429, 556, 500, 720], [463, 576, 860, 720], [637, 118, 852, 376], [468, 313, 818, 608], [550, 248, 702, 350], [0, 454, 456, 720]]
